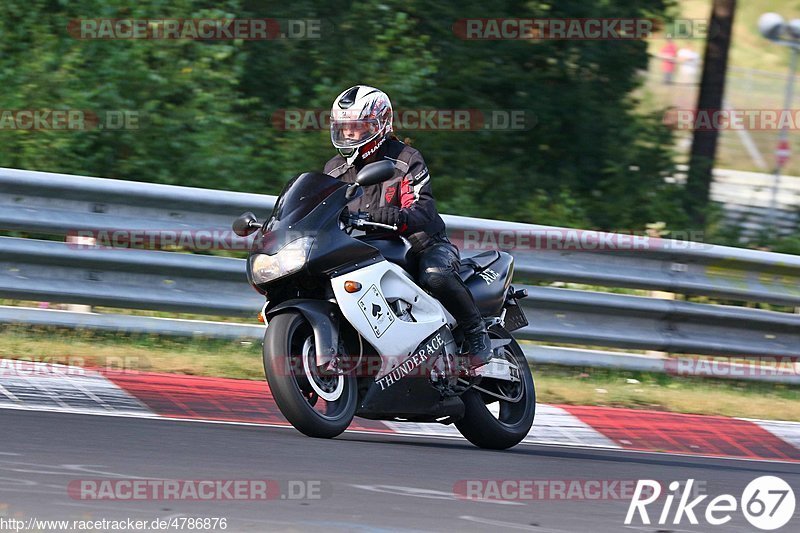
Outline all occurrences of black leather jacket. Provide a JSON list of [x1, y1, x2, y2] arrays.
[[324, 137, 446, 251]]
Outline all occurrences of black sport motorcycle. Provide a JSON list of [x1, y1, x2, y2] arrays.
[[233, 161, 534, 449]]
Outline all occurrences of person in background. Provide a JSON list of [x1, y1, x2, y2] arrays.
[[660, 37, 678, 85], [678, 43, 701, 84]]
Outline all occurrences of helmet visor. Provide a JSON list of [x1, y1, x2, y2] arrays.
[[331, 118, 381, 149]]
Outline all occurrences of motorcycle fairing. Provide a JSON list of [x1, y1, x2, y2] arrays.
[[331, 261, 453, 377], [355, 326, 464, 420]]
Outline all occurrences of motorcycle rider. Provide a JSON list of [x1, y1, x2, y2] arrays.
[[323, 85, 492, 367]]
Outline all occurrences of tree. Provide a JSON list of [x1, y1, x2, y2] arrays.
[[0, 0, 684, 234], [685, 0, 737, 230]]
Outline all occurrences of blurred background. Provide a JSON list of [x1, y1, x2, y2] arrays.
[[1, 0, 798, 251]]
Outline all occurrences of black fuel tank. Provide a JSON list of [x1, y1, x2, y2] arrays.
[[358, 235, 417, 275]]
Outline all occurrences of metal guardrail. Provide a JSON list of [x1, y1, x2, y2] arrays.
[[0, 305, 263, 339], [446, 214, 800, 307], [518, 286, 798, 357], [0, 237, 260, 316], [3, 237, 797, 357], [4, 168, 799, 306], [0, 167, 273, 248], [1, 167, 799, 365]]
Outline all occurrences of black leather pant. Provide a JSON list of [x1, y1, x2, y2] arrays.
[[415, 239, 483, 330]]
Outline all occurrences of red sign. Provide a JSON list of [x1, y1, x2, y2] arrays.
[[776, 139, 790, 167]]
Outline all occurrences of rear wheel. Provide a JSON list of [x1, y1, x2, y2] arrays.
[[455, 326, 535, 449], [263, 311, 357, 438]]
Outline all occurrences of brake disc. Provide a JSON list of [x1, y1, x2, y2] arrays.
[[301, 337, 344, 402]]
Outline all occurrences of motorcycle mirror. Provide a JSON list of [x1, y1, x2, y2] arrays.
[[232, 211, 260, 237], [355, 160, 395, 187]]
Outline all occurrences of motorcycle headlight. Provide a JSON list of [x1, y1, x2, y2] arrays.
[[251, 236, 314, 284]]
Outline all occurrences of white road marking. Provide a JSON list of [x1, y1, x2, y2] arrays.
[[0, 460, 156, 479], [460, 515, 569, 532], [745, 418, 800, 450], [0, 383, 20, 402], [0, 359, 151, 415], [351, 484, 523, 506], [383, 404, 620, 449], [53, 501, 171, 515]]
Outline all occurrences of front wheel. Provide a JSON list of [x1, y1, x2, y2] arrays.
[[263, 311, 357, 438], [455, 326, 535, 449]]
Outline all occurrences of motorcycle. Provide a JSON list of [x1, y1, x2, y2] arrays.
[[232, 160, 535, 449]]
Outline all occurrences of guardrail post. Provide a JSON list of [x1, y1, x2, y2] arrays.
[[64, 234, 95, 313]]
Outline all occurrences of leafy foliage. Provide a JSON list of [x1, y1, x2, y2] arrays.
[[0, 0, 692, 233]]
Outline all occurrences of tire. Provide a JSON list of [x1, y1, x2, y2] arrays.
[[455, 326, 535, 450], [263, 311, 357, 439]]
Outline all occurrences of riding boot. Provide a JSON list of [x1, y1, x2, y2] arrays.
[[462, 320, 492, 368]]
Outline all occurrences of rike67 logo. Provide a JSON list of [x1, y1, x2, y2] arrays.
[[625, 477, 795, 530]]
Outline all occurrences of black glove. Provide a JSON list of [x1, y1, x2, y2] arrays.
[[370, 206, 406, 228]]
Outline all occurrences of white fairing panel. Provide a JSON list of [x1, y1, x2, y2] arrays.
[[331, 261, 449, 377]]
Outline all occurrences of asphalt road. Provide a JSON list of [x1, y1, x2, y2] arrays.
[[0, 409, 798, 532]]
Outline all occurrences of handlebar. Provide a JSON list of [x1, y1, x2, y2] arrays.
[[342, 211, 398, 232], [357, 219, 398, 231]]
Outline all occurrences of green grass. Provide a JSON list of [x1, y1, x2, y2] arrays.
[[0, 325, 265, 379]]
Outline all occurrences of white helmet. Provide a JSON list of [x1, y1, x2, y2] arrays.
[[330, 85, 393, 165]]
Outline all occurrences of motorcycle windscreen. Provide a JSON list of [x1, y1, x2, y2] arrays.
[[267, 172, 346, 229], [259, 172, 348, 252]]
